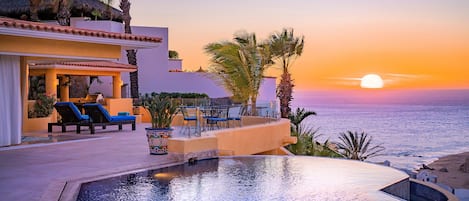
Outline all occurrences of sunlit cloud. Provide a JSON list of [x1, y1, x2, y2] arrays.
[[382, 73, 431, 86]]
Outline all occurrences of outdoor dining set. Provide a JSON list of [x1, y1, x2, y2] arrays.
[[179, 104, 277, 137], [179, 105, 243, 136]]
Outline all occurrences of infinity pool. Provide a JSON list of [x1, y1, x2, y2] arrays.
[[77, 156, 409, 201]]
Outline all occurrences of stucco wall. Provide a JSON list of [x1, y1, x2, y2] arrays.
[[168, 59, 182, 71], [75, 20, 277, 103], [168, 118, 293, 157]]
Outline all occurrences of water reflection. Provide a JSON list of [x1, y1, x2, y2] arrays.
[[78, 157, 405, 201]]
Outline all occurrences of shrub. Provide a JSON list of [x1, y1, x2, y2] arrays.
[[29, 94, 56, 118]]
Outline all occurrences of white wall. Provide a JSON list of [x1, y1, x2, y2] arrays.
[[168, 59, 182, 71], [74, 20, 277, 103], [73, 19, 122, 97], [72, 18, 123, 33]]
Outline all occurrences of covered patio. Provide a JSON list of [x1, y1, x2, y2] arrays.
[[0, 17, 161, 146]]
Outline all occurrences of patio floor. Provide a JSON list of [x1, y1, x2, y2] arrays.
[[0, 123, 180, 201]]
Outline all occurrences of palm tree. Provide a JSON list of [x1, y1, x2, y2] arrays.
[[120, 0, 139, 99], [205, 32, 273, 113], [269, 28, 304, 118], [287, 107, 317, 155], [101, 0, 114, 20], [337, 131, 385, 161], [56, 0, 71, 26], [289, 107, 316, 133], [29, 0, 42, 21]]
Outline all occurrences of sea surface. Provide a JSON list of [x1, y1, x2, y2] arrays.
[[292, 91, 469, 171]]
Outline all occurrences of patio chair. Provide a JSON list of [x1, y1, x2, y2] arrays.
[[205, 106, 229, 130], [82, 103, 136, 134], [227, 105, 244, 127], [48, 102, 90, 133], [180, 106, 198, 136]]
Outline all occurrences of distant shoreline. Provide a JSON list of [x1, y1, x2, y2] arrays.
[[426, 152, 469, 189]]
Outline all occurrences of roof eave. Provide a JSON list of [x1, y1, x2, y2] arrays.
[[0, 27, 160, 49], [30, 64, 137, 72]]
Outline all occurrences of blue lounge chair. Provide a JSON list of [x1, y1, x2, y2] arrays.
[[48, 102, 90, 133], [82, 103, 136, 134]]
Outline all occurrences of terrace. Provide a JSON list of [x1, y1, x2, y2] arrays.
[[0, 110, 294, 201]]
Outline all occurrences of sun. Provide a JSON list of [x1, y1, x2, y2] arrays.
[[360, 74, 384, 89]]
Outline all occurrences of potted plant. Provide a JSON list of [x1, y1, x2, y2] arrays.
[[143, 95, 178, 155]]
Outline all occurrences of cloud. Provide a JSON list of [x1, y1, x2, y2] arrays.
[[382, 73, 431, 86]]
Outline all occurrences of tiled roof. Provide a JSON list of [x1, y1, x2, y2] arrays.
[[31, 61, 137, 71], [0, 17, 161, 43]]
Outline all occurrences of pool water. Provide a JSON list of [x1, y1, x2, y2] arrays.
[[77, 156, 408, 201]]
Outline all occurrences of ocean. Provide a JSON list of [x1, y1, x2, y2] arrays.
[[291, 90, 469, 171]]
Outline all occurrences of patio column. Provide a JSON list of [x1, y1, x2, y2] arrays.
[[112, 75, 122, 98], [59, 76, 70, 102], [45, 69, 57, 98]]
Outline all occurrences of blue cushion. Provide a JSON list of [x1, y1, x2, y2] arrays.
[[184, 116, 197, 121], [118, 112, 130, 116], [81, 114, 90, 120], [84, 103, 135, 122], [55, 102, 88, 121], [111, 115, 136, 122], [84, 103, 113, 122], [207, 117, 227, 121]]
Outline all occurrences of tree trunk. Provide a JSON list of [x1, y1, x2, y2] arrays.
[[120, 0, 139, 99], [277, 72, 294, 118], [56, 0, 71, 26], [29, 0, 41, 21], [251, 95, 258, 116], [127, 50, 139, 98]]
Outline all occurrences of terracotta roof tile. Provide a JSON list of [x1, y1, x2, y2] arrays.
[[0, 17, 162, 43]]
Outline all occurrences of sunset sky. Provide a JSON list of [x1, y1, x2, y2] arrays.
[[122, 0, 469, 90]]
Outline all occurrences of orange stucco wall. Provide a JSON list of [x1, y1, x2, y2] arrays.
[[0, 35, 121, 59], [167, 118, 294, 157], [215, 118, 292, 155], [105, 98, 133, 116]]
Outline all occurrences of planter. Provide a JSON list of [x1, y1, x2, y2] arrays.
[[146, 128, 173, 155], [23, 116, 53, 132]]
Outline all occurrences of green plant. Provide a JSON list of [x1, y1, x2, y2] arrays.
[[285, 108, 341, 157], [142, 95, 178, 129], [91, 9, 101, 20], [169, 50, 179, 59], [28, 94, 56, 118], [337, 131, 385, 161], [269, 28, 304, 118], [205, 31, 274, 114], [289, 108, 316, 133]]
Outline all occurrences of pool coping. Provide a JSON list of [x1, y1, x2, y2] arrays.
[[55, 155, 413, 201]]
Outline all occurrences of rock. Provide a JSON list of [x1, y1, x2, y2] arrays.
[[422, 164, 435, 170], [383, 160, 391, 167], [439, 167, 448, 172], [459, 157, 469, 173]]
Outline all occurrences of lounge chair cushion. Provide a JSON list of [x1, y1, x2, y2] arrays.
[[54, 102, 89, 121], [84, 103, 135, 122], [111, 115, 136, 122]]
